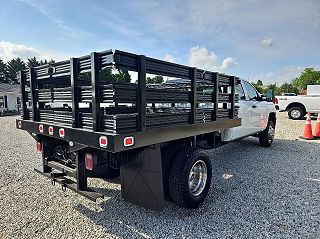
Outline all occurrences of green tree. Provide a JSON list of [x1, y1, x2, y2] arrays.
[[80, 68, 132, 84], [100, 69, 131, 83], [27, 57, 40, 68], [292, 68, 320, 90], [251, 80, 264, 94], [48, 59, 55, 65], [147, 75, 163, 84], [278, 82, 299, 95], [265, 83, 281, 95], [6, 58, 26, 84], [112, 69, 131, 83], [256, 79, 263, 86], [0, 58, 7, 83]]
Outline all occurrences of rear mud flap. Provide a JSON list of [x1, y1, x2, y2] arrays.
[[120, 144, 164, 211]]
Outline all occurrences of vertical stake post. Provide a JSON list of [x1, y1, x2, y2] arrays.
[[91, 52, 100, 132], [191, 67, 197, 125], [70, 58, 79, 128], [212, 72, 219, 121], [138, 55, 146, 131], [29, 68, 38, 121], [229, 76, 236, 119], [19, 70, 28, 120]]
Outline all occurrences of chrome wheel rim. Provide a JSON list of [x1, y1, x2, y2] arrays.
[[291, 110, 301, 119], [188, 160, 207, 196], [268, 124, 275, 143]]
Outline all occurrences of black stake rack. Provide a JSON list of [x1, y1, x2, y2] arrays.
[[17, 49, 241, 153]]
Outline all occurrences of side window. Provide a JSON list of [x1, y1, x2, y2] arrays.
[[243, 81, 258, 100], [235, 84, 245, 100]]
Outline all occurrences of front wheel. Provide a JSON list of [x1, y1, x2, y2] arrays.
[[258, 120, 276, 147], [169, 148, 212, 209]]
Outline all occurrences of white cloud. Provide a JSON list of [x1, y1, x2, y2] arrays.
[[0, 41, 40, 61], [164, 53, 176, 63], [0, 41, 69, 62], [220, 57, 237, 70], [260, 38, 273, 47], [188, 46, 236, 72]]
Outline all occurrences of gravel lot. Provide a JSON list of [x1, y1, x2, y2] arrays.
[[1, 112, 319, 239]]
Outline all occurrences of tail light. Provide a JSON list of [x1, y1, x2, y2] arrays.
[[39, 124, 44, 133], [124, 136, 134, 147], [48, 126, 54, 135], [59, 128, 65, 138], [274, 97, 278, 104], [85, 153, 94, 170], [99, 136, 108, 148], [36, 142, 42, 152]]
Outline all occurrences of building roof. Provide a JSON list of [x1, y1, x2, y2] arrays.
[[0, 83, 20, 93]]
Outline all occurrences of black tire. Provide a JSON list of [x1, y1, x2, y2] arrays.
[[169, 148, 212, 209], [258, 120, 276, 147], [288, 107, 305, 120], [161, 145, 190, 201]]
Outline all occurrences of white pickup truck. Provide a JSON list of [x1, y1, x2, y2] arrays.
[[275, 85, 320, 120]]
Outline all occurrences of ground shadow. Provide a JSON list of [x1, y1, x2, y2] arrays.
[[75, 138, 320, 238]]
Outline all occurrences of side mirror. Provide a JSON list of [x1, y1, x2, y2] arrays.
[[266, 90, 274, 102]]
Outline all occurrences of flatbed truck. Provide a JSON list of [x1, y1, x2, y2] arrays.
[[16, 49, 276, 210]]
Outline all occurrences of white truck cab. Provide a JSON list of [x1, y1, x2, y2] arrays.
[[222, 80, 277, 145]]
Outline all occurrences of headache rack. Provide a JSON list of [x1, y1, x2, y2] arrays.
[[17, 49, 241, 152]]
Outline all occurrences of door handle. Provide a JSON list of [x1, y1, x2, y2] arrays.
[[252, 105, 257, 108]]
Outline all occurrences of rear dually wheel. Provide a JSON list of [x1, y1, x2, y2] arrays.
[[169, 148, 212, 209]]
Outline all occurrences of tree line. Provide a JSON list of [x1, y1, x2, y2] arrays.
[[251, 68, 320, 95], [0, 57, 55, 84], [0, 56, 133, 84]]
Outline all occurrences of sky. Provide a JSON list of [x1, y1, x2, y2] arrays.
[[0, 0, 320, 84]]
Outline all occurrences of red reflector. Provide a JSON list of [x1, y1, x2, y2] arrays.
[[85, 153, 93, 170], [59, 128, 65, 138], [36, 142, 42, 152], [124, 136, 134, 147], [48, 126, 53, 135], [99, 136, 108, 147], [274, 97, 279, 104], [39, 124, 44, 133]]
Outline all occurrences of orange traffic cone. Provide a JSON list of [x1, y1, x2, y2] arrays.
[[300, 112, 314, 140], [314, 112, 320, 139]]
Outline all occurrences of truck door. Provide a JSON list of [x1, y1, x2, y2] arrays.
[[222, 83, 256, 141], [242, 81, 268, 132]]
